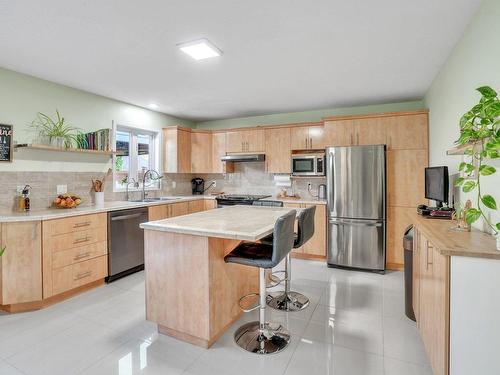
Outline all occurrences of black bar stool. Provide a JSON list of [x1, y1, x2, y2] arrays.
[[266, 205, 316, 312], [224, 210, 296, 354]]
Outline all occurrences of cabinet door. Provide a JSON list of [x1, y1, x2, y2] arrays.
[[226, 131, 245, 153], [283, 203, 303, 253], [188, 200, 205, 214], [419, 238, 449, 375], [0, 221, 42, 305], [204, 199, 217, 210], [163, 128, 191, 173], [246, 129, 265, 152], [386, 206, 414, 268], [212, 133, 234, 173], [387, 149, 428, 207], [191, 132, 212, 173], [290, 127, 310, 150], [354, 118, 387, 146], [385, 113, 428, 150], [324, 120, 355, 147], [170, 202, 189, 217], [303, 204, 326, 257], [148, 205, 170, 221], [308, 126, 326, 149], [265, 128, 291, 173]]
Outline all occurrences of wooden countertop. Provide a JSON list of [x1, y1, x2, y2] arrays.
[[412, 213, 500, 260], [140, 205, 300, 241]]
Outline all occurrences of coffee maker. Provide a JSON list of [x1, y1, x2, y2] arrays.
[[191, 178, 205, 195]]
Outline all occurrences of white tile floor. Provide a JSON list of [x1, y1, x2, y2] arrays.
[[0, 259, 432, 375]]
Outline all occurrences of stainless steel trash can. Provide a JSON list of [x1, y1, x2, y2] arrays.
[[403, 225, 416, 321]]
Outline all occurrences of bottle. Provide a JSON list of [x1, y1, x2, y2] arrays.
[[21, 185, 31, 212], [17, 191, 25, 211]]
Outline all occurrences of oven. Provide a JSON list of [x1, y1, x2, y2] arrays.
[[291, 152, 325, 176]]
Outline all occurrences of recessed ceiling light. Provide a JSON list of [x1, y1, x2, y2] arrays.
[[177, 38, 222, 60], [148, 103, 159, 109]]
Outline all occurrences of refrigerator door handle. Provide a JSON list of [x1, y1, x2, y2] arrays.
[[329, 218, 384, 227], [327, 151, 334, 207]]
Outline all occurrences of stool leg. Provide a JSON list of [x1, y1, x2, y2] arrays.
[[233, 267, 290, 354], [266, 254, 310, 312]]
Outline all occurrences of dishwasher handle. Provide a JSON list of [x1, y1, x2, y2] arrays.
[[111, 213, 144, 221]]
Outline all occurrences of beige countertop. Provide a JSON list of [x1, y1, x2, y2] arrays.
[[412, 213, 500, 260], [277, 198, 327, 205], [0, 196, 213, 223], [140, 205, 300, 241]]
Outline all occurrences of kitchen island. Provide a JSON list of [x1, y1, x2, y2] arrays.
[[139, 205, 298, 348]]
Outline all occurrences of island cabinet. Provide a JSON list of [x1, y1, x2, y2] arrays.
[[226, 128, 264, 153], [290, 124, 325, 150], [42, 213, 108, 299], [0, 221, 42, 310], [282, 202, 326, 259], [265, 127, 291, 173]]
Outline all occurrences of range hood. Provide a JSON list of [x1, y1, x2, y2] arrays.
[[221, 154, 265, 162]]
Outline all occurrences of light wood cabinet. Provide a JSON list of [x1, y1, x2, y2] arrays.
[[0, 221, 42, 305], [387, 149, 428, 208], [414, 228, 450, 375], [283, 203, 326, 258], [52, 256, 107, 296], [265, 127, 291, 173], [188, 200, 205, 214], [212, 132, 234, 174], [290, 125, 325, 150], [226, 129, 264, 153], [354, 118, 386, 146], [323, 120, 355, 146], [148, 201, 193, 221], [385, 113, 428, 150], [163, 128, 191, 173], [148, 204, 170, 221], [387, 206, 415, 268], [191, 132, 212, 173]]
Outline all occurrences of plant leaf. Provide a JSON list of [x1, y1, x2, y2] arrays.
[[486, 150, 500, 159], [462, 180, 477, 192], [458, 162, 466, 171], [477, 86, 498, 98], [465, 208, 481, 224], [496, 223, 500, 231], [481, 195, 497, 210], [479, 165, 496, 176], [454, 177, 465, 186], [464, 163, 476, 174]]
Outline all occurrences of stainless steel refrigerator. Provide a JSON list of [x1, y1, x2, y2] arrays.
[[326, 145, 386, 272]]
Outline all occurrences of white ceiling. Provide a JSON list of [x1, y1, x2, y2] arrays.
[[0, 0, 481, 121]]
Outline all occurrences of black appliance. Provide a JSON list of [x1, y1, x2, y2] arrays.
[[425, 166, 449, 208], [192, 178, 205, 195], [216, 194, 271, 208], [403, 225, 416, 321]]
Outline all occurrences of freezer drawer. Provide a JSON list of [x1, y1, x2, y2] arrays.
[[327, 218, 385, 271]]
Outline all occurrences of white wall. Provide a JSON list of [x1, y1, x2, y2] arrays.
[[424, 0, 500, 232], [0, 67, 194, 172]]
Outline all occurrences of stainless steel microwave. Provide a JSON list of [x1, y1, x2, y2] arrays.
[[291, 152, 325, 176]]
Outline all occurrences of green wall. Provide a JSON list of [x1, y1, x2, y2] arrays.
[[195, 101, 425, 129], [424, 0, 500, 231], [0, 67, 194, 172]]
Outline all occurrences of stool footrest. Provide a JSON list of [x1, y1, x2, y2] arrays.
[[267, 270, 286, 288], [238, 292, 260, 312]]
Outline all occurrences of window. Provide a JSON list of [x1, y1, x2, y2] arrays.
[[113, 126, 160, 191]]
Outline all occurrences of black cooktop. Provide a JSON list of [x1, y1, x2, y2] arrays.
[[216, 194, 271, 205]]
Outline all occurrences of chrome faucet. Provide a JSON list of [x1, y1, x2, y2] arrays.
[[142, 169, 164, 201], [125, 178, 139, 201]]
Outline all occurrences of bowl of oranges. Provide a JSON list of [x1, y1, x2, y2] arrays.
[[53, 194, 82, 209]]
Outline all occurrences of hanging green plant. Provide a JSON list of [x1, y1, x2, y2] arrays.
[[455, 86, 500, 234]]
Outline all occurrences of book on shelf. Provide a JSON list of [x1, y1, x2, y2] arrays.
[[77, 128, 111, 151]]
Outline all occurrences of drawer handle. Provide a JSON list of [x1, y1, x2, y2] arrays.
[[73, 236, 90, 244], [74, 221, 91, 228], [73, 252, 91, 261], [74, 271, 92, 281]]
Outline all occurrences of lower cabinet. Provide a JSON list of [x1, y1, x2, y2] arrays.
[[283, 203, 326, 259], [148, 199, 214, 222], [413, 227, 450, 375]]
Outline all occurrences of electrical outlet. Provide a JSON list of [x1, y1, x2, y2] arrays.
[[172, 181, 176, 189], [212, 181, 217, 188], [57, 185, 67, 195]]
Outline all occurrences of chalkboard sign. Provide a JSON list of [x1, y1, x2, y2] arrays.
[[0, 124, 13, 162]]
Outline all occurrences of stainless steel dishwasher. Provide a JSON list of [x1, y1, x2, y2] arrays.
[[107, 207, 149, 282]]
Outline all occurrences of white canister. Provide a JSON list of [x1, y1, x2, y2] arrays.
[[94, 192, 104, 206]]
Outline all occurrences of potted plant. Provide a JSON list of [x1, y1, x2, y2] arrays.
[[30, 110, 79, 148], [454, 86, 500, 249]]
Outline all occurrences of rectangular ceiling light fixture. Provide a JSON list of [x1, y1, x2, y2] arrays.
[[177, 38, 222, 60]]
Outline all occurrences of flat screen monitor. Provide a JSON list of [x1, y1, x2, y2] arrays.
[[425, 166, 449, 208]]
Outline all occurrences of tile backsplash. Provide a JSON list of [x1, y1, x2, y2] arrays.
[[0, 162, 325, 211]]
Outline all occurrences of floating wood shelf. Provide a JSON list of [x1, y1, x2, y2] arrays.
[[446, 143, 480, 156], [14, 143, 114, 156]]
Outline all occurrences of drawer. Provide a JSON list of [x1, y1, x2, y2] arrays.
[[51, 241, 108, 269], [46, 226, 107, 253], [44, 213, 106, 236], [52, 255, 108, 295]]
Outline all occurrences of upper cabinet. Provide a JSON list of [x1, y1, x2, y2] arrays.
[[354, 118, 387, 146], [384, 113, 428, 150], [226, 129, 265, 153], [191, 132, 212, 173], [212, 132, 234, 174], [291, 125, 325, 150], [265, 127, 291, 173], [323, 120, 355, 146], [163, 127, 191, 173]]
